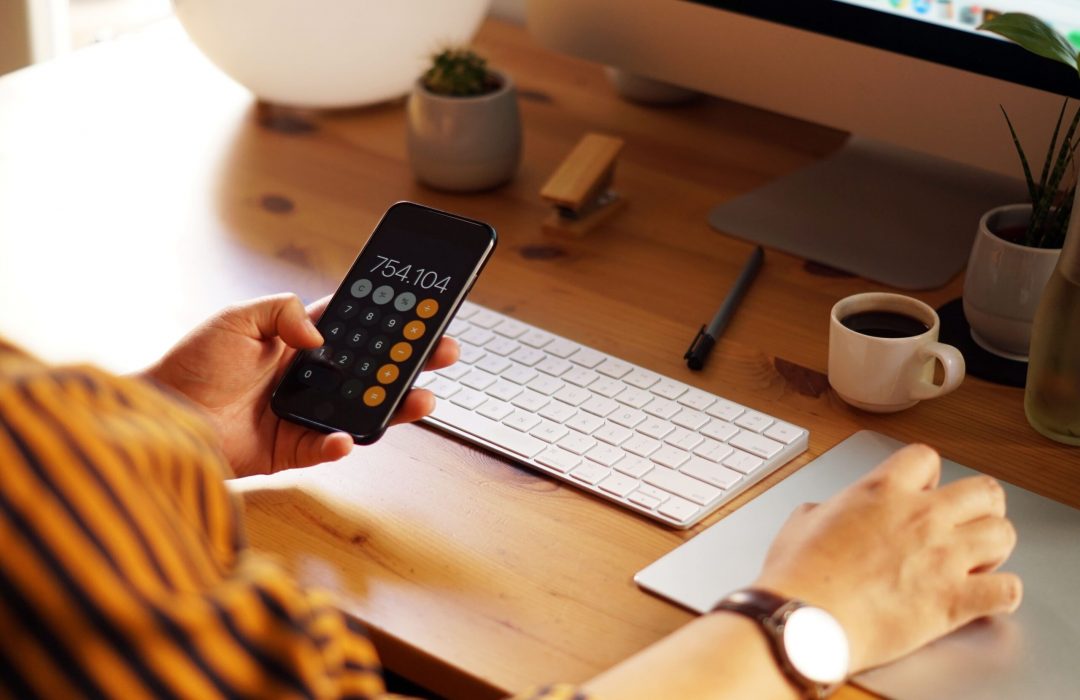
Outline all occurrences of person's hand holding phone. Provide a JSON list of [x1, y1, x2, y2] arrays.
[[141, 293, 459, 478]]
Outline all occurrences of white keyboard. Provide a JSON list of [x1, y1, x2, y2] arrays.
[[418, 301, 809, 528]]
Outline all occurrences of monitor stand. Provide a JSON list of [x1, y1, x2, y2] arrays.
[[707, 135, 1029, 290]]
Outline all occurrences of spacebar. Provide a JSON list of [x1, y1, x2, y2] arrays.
[[429, 402, 546, 459]]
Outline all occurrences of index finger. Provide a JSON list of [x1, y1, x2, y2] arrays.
[[859, 443, 942, 493], [306, 295, 332, 324]]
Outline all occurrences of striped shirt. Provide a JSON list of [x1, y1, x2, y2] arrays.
[[0, 342, 585, 700]]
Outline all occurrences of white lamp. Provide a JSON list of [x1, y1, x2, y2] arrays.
[[173, 0, 492, 108]]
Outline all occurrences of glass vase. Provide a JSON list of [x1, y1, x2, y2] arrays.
[[1023, 189, 1080, 445]]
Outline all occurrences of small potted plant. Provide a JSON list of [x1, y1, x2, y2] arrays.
[[962, 14, 1079, 360], [406, 48, 522, 192]]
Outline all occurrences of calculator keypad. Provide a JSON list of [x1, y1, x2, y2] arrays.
[[305, 278, 444, 415]]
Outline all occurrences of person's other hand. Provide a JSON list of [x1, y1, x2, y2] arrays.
[[142, 294, 459, 477], [754, 443, 1021, 674]]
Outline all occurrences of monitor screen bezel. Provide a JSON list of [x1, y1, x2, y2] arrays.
[[687, 0, 1080, 99]]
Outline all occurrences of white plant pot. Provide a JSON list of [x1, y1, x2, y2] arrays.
[[172, 0, 491, 108], [962, 204, 1062, 360], [406, 71, 522, 192]]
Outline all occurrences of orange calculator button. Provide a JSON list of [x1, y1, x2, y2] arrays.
[[416, 299, 439, 319], [390, 342, 413, 362], [403, 320, 426, 340], [362, 386, 386, 407], [376, 364, 400, 385]]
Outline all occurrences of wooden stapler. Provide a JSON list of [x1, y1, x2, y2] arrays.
[[540, 132, 627, 237]]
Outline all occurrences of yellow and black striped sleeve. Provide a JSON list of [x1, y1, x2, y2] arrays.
[[0, 343, 588, 700]]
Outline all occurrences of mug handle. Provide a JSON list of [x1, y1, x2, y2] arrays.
[[909, 342, 966, 400]]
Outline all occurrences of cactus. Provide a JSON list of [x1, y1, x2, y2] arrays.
[[422, 48, 501, 97]]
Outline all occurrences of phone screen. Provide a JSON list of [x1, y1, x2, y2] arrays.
[[272, 202, 497, 443]]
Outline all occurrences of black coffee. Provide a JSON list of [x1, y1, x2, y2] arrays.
[[841, 311, 929, 338]]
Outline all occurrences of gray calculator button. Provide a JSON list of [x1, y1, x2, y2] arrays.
[[372, 285, 395, 305], [350, 279, 373, 299], [394, 292, 417, 312]]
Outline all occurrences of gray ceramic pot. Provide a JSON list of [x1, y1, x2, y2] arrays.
[[406, 70, 522, 192]]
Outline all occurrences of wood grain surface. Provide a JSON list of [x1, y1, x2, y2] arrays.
[[0, 16, 1075, 700]]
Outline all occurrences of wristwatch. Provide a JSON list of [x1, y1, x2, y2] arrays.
[[713, 588, 850, 699]]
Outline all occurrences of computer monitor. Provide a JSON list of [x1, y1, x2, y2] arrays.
[[528, 1, 1080, 289]]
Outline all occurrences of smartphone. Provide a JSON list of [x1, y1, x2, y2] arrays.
[[271, 201, 497, 444]]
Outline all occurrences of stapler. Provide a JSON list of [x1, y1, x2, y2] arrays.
[[540, 132, 627, 237]]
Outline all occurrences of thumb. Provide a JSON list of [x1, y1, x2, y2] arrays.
[[228, 293, 323, 349], [275, 428, 353, 472]]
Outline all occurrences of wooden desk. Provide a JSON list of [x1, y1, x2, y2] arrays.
[[1, 17, 1076, 700]]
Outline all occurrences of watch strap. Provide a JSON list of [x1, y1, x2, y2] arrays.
[[713, 588, 836, 700]]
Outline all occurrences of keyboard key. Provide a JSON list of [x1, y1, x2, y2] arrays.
[[566, 412, 604, 435], [510, 347, 546, 367], [631, 485, 671, 506], [586, 444, 625, 467], [476, 354, 512, 375], [461, 370, 498, 391], [706, 399, 745, 422], [470, 310, 503, 329], [765, 421, 805, 445], [455, 302, 479, 319], [426, 377, 461, 399], [458, 343, 485, 364], [519, 329, 554, 348], [461, 327, 495, 346], [614, 455, 654, 479], [485, 337, 521, 357], [616, 387, 653, 409], [652, 445, 691, 470], [681, 458, 742, 489], [623, 435, 661, 457], [596, 358, 633, 379], [503, 411, 542, 433], [672, 408, 709, 431], [511, 390, 550, 413], [436, 363, 472, 381], [659, 497, 699, 522], [609, 407, 647, 429], [430, 402, 545, 459], [701, 419, 738, 443], [643, 398, 680, 420], [623, 369, 660, 390], [536, 447, 581, 473], [693, 438, 735, 463], [723, 448, 765, 474], [538, 401, 577, 424], [487, 380, 524, 402], [477, 400, 514, 422], [494, 319, 529, 338], [527, 375, 565, 396], [563, 367, 599, 387], [558, 432, 597, 455], [450, 388, 488, 410], [554, 385, 591, 406], [628, 491, 662, 510], [678, 388, 717, 412], [589, 377, 626, 399], [599, 473, 638, 498], [569, 347, 606, 368], [536, 357, 574, 377], [571, 462, 611, 486], [644, 469, 721, 505], [447, 319, 471, 336], [594, 423, 633, 446], [581, 395, 619, 417], [503, 364, 538, 385], [729, 430, 784, 459], [651, 379, 688, 400], [545, 338, 580, 358], [638, 418, 674, 440], [665, 427, 704, 452], [413, 373, 435, 388], [531, 420, 570, 443], [735, 410, 774, 433]]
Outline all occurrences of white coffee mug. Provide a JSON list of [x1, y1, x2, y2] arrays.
[[829, 293, 966, 413]]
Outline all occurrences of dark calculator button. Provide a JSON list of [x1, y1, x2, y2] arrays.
[[337, 301, 361, 320], [380, 314, 404, 333], [309, 346, 333, 364], [359, 308, 381, 327], [298, 365, 338, 391], [354, 358, 376, 378], [332, 350, 355, 368], [324, 322, 346, 341], [346, 328, 370, 348], [367, 335, 390, 355], [341, 379, 365, 400]]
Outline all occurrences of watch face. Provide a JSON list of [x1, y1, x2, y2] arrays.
[[782, 605, 850, 684]]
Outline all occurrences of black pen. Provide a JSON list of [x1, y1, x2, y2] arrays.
[[684, 246, 765, 371]]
